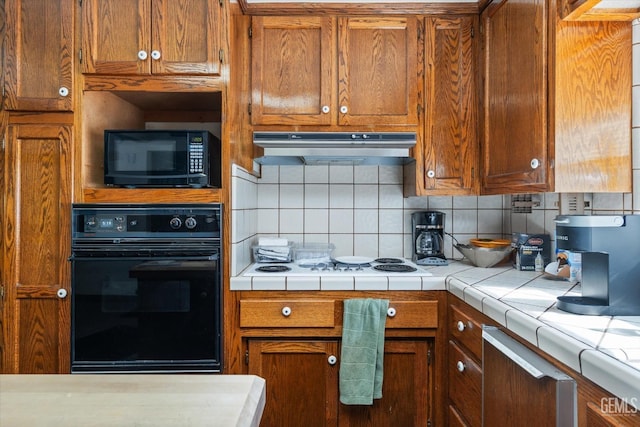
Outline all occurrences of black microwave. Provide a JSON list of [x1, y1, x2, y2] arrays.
[[104, 130, 221, 188]]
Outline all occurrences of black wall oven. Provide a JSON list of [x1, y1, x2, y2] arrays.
[[70, 204, 222, 373]]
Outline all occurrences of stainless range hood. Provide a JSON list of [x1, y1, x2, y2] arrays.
[[253, 131, 416, 165]]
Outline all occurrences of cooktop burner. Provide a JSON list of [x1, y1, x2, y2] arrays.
[[255, 265, 292, 273], [373, 264, 418, 273], [374, 258, 404, 264], [246, 258, 432, 277]]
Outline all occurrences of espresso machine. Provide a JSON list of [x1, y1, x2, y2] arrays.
[[412, 211, 447, 266], [555, 215, 640, 315]]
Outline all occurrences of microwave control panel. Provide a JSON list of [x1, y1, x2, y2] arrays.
[[188, 135, 205, 174]]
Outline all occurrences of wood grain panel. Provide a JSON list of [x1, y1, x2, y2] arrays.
[[449, 303, 484, 360], [339, 340, 430, 427], [238, 1, 483, 16], [248, 340, 339, 427], [448, 340, 482, 427], [386, 300, 438, 328], [421, 16, 477, 195], [481, 0, 550, 193], [553, 20, 632, 193], [4, 0, 74, 111], [82, 0, 149, 74], [251, 16, 334, 125], [152, 0, 221, 75], [2, 123, 72, 373], [483, 338, 560, 426], [338, 16, 418, 126], [240, 300, 336, 328]]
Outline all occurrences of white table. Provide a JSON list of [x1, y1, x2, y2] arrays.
[[0, 374, 265, 427]]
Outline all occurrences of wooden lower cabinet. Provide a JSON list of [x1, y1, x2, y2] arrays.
[[248, 340, 339, 427], [239, 292, 444, 427], [247, 339, 431, 427], [447, 296, 494, 427]]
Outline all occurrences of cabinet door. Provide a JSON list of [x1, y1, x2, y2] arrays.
[[421, 16, 477, 194], [248, 340, 339, 427], [251, 16, 334, 125], [151, 0, 221, 75], [4, 0, 74, 111], [480, 0, 550, 194], [1, 123, 72, 373], [338, 17, 419, 126], [82, 0, 150, 74], [339, 340, 431, 427]]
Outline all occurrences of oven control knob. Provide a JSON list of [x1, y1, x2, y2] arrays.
[[169, 217, 182, 229], [185, 217, 197, 229]]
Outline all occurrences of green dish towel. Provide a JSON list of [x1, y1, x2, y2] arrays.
[[339, 298, 389, 405]]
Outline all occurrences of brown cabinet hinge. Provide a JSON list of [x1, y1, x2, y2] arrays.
[[248, 103, 252, 115], [471, 26, 475, 38], [248, 26, 253, 38], [245, 350, 249, 365], [0, 285, 4, 300], [219, 49, 224, 63], [427, 349, 432, 365]]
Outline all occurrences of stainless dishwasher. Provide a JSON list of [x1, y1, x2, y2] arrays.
[[482, 326, 577, 426]]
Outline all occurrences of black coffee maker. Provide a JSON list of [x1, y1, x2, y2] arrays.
[[555, 215, 640, 315], [412, 211, 447, 266]]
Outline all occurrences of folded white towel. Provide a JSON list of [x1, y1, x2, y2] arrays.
[[258, 237, 289, 247]]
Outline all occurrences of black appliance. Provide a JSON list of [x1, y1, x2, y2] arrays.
[[104, 130, 221, 188], [70, 204, 222, 373], [555, 214, 640, 315], [412, 211, 447, 266]]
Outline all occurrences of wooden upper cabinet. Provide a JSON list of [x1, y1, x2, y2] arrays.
[[480, 0, 550, 194], [338, 17, 418, 126], [82, 0, 221, 76], [481, 0, 632, 194], [251, 16, 418, 127], [3, 0, 74, 111], [418, 16, 477, 195], [553, 19, 631, 193], [250, 16, 334, 126]]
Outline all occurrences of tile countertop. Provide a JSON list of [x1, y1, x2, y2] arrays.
[[231, 259, 640, 407], [442, 262, 640, 410]]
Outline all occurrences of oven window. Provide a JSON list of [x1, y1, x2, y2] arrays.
[[72, 257, 220, 366]]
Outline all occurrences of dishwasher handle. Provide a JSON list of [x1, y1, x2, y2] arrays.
[[482, 326, 573, 381]]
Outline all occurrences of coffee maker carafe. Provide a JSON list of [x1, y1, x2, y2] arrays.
[[412, 211, 447, 266]]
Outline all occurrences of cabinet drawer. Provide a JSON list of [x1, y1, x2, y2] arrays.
[[240, 300, 336, 328], [448, 340, 482, 427], [449, 303, 484, 360], [386, 301, 438, 328]]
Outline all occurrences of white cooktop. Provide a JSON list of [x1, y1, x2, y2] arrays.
[[244, 258, 433, 277]]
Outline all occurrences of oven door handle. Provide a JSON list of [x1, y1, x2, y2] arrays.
[[69, 254, 219, 261]]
